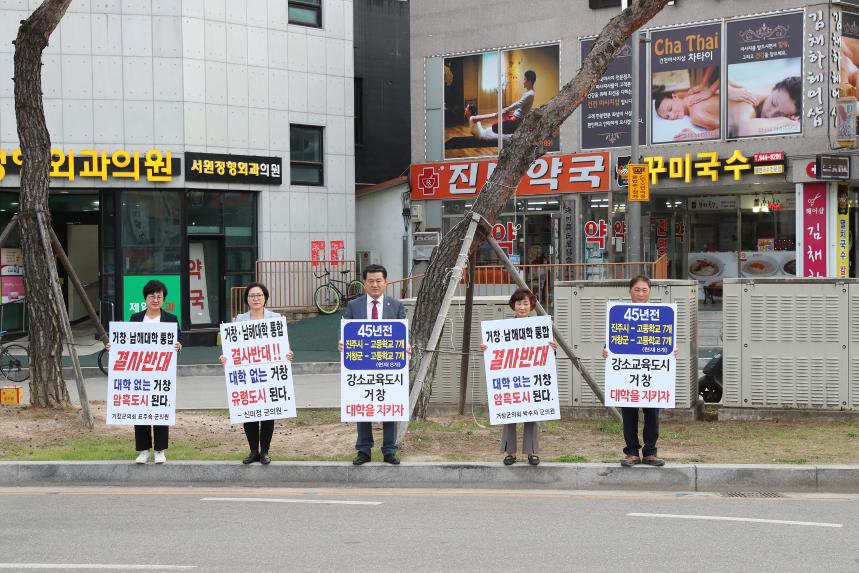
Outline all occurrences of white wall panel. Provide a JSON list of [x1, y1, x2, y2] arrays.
[[121, 15, 152, 57], [205, 103, 228, 146], [204, 61, 227, 105], [181, 17, 204, 60], [226, 23, 248, 65], [63, 100, 94, 143], [123, 57, 153, 100], [60, 13, 92, 55], [153, 57, 182, 101], [93, 100, 124, 143], [152, 16, 182, 58], [123, 100, 153, 144], [154, 101, 183, 145]]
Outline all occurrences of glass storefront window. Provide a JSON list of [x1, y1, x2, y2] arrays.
[[224, 192, 255, 246], [121, 191, 182, 274], [187, 191, 222, 234]]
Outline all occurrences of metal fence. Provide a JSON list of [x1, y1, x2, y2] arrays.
[[385, 257, 668, 303], [230, 256, 668, 318]]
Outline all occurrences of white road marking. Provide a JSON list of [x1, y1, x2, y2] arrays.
[[0, 566, 196, 570], [201, 497, 382, 506], [628, 513, 842, 528]]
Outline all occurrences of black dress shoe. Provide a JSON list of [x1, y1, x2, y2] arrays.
[[260, 452, 271, 465], [242, 451, 261, 465], [353, 452, 371, 465], [383, 454, 400, 465]]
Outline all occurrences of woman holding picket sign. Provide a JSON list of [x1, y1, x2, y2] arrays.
[[106, 280, 182, 465], [480, 288, 557, 466], [220, 282, 294, 465]]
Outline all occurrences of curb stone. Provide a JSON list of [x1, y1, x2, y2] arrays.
[[1, 462, 858, 492]]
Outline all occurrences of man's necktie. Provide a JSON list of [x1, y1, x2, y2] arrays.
[[371, 300, 379, 320]]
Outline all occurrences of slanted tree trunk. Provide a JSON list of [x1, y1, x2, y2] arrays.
[[13, 0, 73, 408], [410, 0, 671, 418]]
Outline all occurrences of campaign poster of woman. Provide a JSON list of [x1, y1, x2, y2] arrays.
[[650, 23, 721, 144], [443, 44, 560, 159], [726, 12, 803, 139]]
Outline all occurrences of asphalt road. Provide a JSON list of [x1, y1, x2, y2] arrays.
[[1, 487, 857, 572]]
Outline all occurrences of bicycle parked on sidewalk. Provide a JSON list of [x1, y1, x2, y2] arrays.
[[313, 267, 364, 314], [0, 330, 29, 382]]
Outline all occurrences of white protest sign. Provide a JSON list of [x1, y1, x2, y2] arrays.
[[341, 319, 409, 422], [220, 317, 296, 424], [106, 321, 178, 426], [604, 302, 677, 408], [481, 315, 560, 425]]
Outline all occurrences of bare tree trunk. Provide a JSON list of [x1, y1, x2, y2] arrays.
[[410, 0, 671, 418], [13, 0, 73, 408]]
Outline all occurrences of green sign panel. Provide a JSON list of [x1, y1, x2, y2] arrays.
[[122, 275, 182, 327]]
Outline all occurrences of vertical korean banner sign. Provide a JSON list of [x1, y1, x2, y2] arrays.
[[837, 186, 850, 278], [726, 12, 803, 139], [106, 322, 178, 425], [802, 182, 827, 277], [341, 320, 409, 421], [580, 38, 648, 149], [220, 317, 295, 423], [604, 303, 676, 408], [481, 315, 560, 425], [650, 23, 721, 144]]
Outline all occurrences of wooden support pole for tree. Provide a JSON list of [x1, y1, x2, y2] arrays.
[[37, 211, 93, 428], [457, 251, 476, 415], [397, 213, 480, 443], [48, 226, 108, 343], [0, 215, 19, 248], [479, 217, 621, 423]]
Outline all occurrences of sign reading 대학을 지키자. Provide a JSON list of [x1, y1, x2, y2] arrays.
[[604, 303, 676, 408]]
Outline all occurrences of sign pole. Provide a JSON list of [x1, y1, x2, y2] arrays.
[[628, 27, 642, 263]]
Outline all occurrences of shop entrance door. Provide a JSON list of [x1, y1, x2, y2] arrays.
[[67, 224, 99, 322], [648, 209, 685, 279], [188, 238, 223, 327], [49, 194, 100, 323]]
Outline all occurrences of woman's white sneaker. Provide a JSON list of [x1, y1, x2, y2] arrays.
[[135, 450, 150, 464], [153, 450, 167, 464]]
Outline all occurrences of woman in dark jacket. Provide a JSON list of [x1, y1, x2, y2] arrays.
[[129, 279, 182, 464]]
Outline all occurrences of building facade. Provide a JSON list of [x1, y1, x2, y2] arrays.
[[0, 0, 355, 343], [409, 0, 859, 296]]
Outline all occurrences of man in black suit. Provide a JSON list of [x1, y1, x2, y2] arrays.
[[338, 264, 407, 466]]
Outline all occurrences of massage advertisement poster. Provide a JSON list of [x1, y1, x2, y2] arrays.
[[443, 44, 560, 159], [726, 12, 803, 139], [580, 37, 648, 149], [650, 23, 721, 144]]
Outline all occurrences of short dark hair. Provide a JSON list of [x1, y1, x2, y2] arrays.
[[629, 275, 651, 290], [509, 288, 536, 310], [773, 76, 802, 115], [524, 70, 536, 84], [142, 279, 167, 298], [244, 282, 269, 304], [652, 85, 673, 111], [363, 264, 387, 279]]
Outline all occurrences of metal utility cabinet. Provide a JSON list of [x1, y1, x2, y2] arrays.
[[722, 278, 858, 410], [553, 280, 700, 410]]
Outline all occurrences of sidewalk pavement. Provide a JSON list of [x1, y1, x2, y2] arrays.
[[0, 461, 856, 493]]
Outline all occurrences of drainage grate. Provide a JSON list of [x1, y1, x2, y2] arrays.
[[720, 491, 786, 498]]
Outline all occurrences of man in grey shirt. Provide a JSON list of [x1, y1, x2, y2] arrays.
[[468, 69, 536, 140]]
